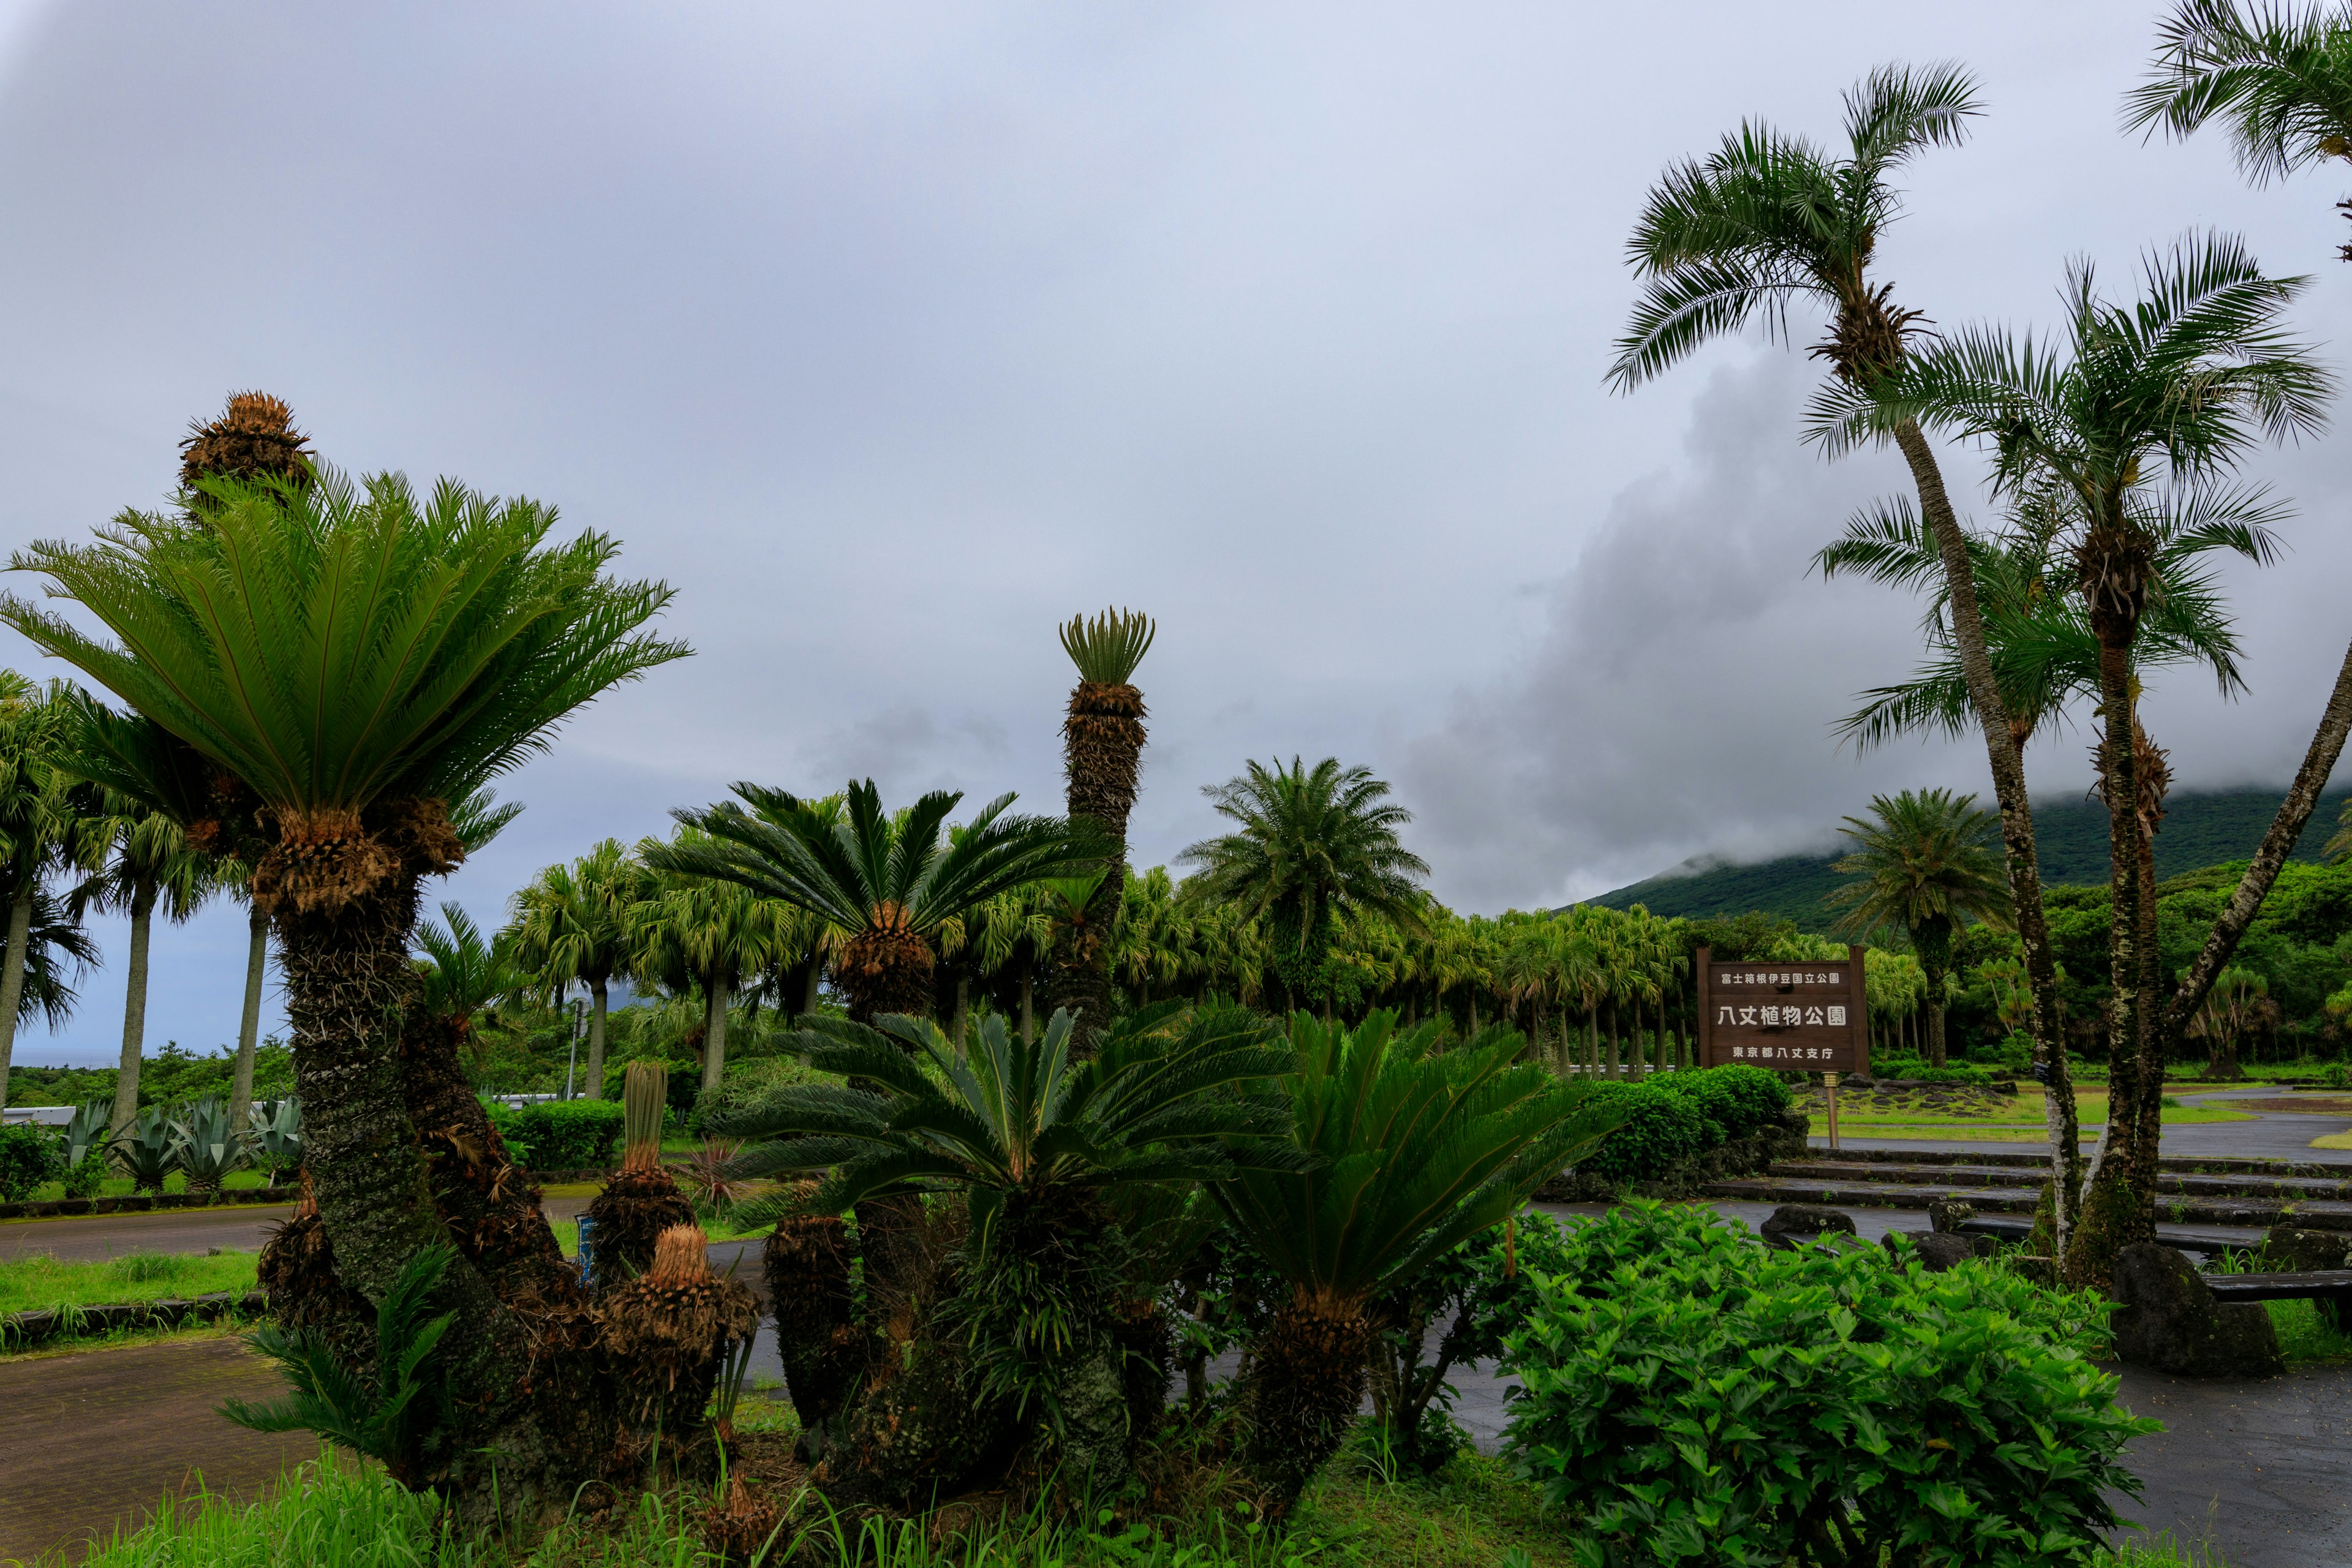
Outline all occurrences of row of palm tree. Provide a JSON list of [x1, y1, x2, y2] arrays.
[[1610, 7, 2352, 1289]]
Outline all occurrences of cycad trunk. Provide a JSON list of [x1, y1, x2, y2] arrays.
[[108, 886, 157, 1138], [0, 888, 31, 1114], [701, 975, 731, 1095], [1891, 419, 2081, 1250], [228, 907, 267, 1132], [1052, 679, 1147, 1046], [1241, 1292, 1373, 1520]]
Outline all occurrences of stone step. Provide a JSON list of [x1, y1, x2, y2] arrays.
[[1698, 1174, 2352, 1230], [1770, 1159, 2352, 1201]]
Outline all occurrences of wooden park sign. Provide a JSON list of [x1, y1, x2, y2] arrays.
[[1696, 944, 1871, 1076]]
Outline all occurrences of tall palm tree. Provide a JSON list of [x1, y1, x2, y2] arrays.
[[1177, 756, 1430, 1012], [507, 839, 645, 1100], [1049, 608, 1154, 1039], [1610, 66, 2074, 1096], [74, 801, 213, 1136], [0, 676, 107, 1114], [1828, 790, 2012, 1068], [412, 902, 526, 1066], [1818, 235, 2331, 1283], [0, 464, 688, 1510], [629, 840, 790, 1095], [649, 779, 1090, 1026]]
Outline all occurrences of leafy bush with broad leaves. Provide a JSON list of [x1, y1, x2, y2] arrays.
[[0, 1121, 64, 1201], [1651, 1064, 1789, 1142], [1503, 1202, 2151, 1568], [1569, 1082, 1708, 1183], [483, 1098, 624, 1170]]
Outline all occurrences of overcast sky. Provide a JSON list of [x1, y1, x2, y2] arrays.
[[5, 2, 2350, 1066]]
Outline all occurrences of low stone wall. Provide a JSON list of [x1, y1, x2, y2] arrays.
[[0, 1188, 302, 1221], [1, 1289, 270, 1348]]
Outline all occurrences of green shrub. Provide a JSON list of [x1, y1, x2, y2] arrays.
[[1571, 1082, 1708, 1183], [0, 1121, 63, 1201], [483, 1099, 624, 1170], [687, 1053, 831, 1134], [1504, 1202, 2151, 1567], [1653, 1063, 1790, 1141], [1871, 1057, 1996, 1085]]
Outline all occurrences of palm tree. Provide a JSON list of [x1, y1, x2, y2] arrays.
[[1828, 790, 2011, 1068], [648, 779, 1089, 1027], [1049, 608, 1155, 1039], [412, 903, 525, 1065], [0, 676, 107, 1114], [1177, 757, 1430, 1012], [2328, 796, 2352, 861], [1817, 235, 2331, 1284], [1610, 65, 2075, 1117], [74, 801, 213, 1136], [0, 464, 688, 1510], [1216, 1011, 1626, 1517], [507, 839, 645, 1099], [2187, 965, 2269, 1079], [629, 840, 790, 1095]]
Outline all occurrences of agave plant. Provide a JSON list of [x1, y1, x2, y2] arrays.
[[1216, 1011, 1630, 1517], [112, 1104, 178, 1194], [170, 1096, 243, 1197], [247, 1096, 303, 1185], [715, 1001, 1297, 1494], [62, 1095, 113, 1169]]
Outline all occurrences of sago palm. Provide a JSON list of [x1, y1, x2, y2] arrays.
[[1814, 233, 2331, 1283], [1217, 1011, 1627, 1516], [507, 838, 647, 1099], [1827, 790, 2011, 1068], [413, 903, 525, 1067], [1050, 608, 1155, 1041], [650, 778, 1090, 1026], [1, 465, 687, 1507], [1177, 757, 1430, 1011]]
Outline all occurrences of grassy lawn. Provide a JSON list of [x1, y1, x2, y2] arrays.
[[20, 1167, 288, 1204], [0, 1249, 258, 1316], [1809, 1085, 2254, 1140]]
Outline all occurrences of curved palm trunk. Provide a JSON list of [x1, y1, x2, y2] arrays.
[[0, 888, 32, 1114], [2068, 636, 2150, 1291], [228, 907, 268, 1133], [108, 885, 157, 1138], [1890, 420, 2081, 1249], [584, 976, 610, 1100], [701, 974, 731, 1095]]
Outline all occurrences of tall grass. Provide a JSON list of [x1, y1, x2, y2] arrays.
[[2206, 1248, 2352, 1363], [0, 1250, 257, 1316]]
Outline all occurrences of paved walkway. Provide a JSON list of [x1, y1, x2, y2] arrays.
[[0, 1336, 315, 1566]]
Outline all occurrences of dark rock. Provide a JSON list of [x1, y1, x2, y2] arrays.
[[2110, 1242, 2283, 1378], [1887, 1230, 1977, 1272], [1759, 1204, 1858, 1251], [1928, 1198, 1977, 1234]]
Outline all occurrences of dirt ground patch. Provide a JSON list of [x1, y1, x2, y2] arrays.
[[0, 1335, 318, 1564]]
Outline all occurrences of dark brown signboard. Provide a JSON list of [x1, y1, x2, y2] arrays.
[[1696, 944, 1870, 1074]]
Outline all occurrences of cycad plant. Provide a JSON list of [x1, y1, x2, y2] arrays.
[[584, 1060, 693, 1284], [650, 779, 1090, 1025], [1049, 608, 1155, 1041], [411, 903, 524, 1066], [1216, 1011, 1628, 1516], [1, 460, 688, 1507], [222, 1242, 458, 1491], [714, 1002, 1294, 1499]]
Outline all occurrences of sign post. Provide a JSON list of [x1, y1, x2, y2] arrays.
[[1695, 944, 1871, 1077]]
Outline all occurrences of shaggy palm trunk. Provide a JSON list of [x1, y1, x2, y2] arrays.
[[108, 884, 157, 1137], [584, 976, 609, 1100], [2068, 631, 2151, 1291], [1604, 1003, 1621, 1079], [1891, 419, 2081, 1249], [1052, 679, 1147, 1047], [228, 908, 267, 1133], [0, 888, 31, 1114], [1020, 967, 1035, 1046], [1242, 1292, 1373, 1519]]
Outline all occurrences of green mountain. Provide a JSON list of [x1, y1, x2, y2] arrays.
[[1585, 788, 2347, 930]]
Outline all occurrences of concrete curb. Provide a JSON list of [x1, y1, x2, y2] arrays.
[[1, 1289, 270, 1348]]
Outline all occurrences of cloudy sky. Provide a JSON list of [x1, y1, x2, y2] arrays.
[[4, 2, 2349, 1066]]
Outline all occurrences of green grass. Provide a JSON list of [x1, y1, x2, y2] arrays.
[[0, 1249, 258, 1316], [20, 1168, 287, 1205]]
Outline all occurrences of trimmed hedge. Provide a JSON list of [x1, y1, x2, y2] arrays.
[[484, 1099, 624, 1170], [1574, 1066, 1793, 1185]]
